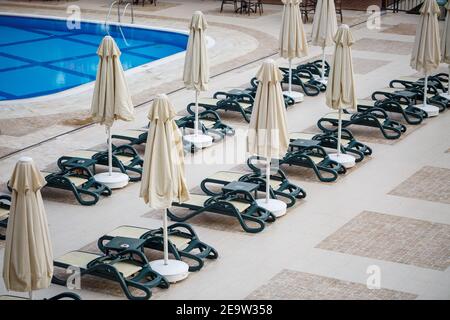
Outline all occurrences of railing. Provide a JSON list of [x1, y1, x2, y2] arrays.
[[105, 0, 134, 25], [382, 0, 423, 13]]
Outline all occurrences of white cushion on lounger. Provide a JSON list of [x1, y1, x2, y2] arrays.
[[64, 150, 98, 159], [289, 132, 316, 140], [115, 155, 133, 166], [55, 251, 141, 278], [198, 98, 220, 105], [358, 99, 376, 107], [308, 156, 324, 165], [0, 207, 9, 221], [55, 251, 101, 269], [208, 171, 244, 182], [397, 76, 420, 82], [201, 119, 215, 129], [106, 226, 191, 250], [107, 226, 149, 238], [113, 130, 145, 139], [67, 176, 88, 187], [0, 295, 28, 300]]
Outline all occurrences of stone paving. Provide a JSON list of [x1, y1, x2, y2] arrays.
[[0, 0, 449, 300]]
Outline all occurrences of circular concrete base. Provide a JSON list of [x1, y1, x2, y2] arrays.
[[414, 104, 439, 117], [256, 199, 287, 217], [150, 259, 189, 283], [94, 172, 129, 189], [329, 153, 356, 168], [283, 91, 304, 103], [183, 134, 213, 149]]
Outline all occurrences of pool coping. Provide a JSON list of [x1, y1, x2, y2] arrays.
[[0, 12, 216, 105]]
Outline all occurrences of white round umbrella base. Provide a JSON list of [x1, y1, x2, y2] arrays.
[[439, 92, 450, 100], [183, 134, 213, 149], [414, 104, 439, 117], [328, 153, 356, 168], [94, 172, 129, 189], [150, 259, 189, 283], [256, 199, 287, 217], [283, 91, 304, 103]]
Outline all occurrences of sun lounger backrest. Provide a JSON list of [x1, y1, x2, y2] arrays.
[[54, 251, 101, 269], [209, 171, 244, 182], [106, 226, 149, 239], [0, 207, 9, 221]]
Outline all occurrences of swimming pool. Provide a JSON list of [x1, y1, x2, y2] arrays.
[[0, 14, 188, 101]]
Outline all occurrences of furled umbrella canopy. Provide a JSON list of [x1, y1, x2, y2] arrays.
[[279, 0, 309, 59], [248, 60, 289, 159], [3, 158, 53, 293], [248, 59, 289, 216], [410, 0, 441, 74], [183, 11, 209, 92], [91, 36, 134, 127], [139, 94, 190, 282], [326, 24, 357, 110], [140, 94, 190, 209], [311, 0, 338, 48]]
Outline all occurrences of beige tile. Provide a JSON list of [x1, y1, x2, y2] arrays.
[[247, 270, 417, 300], [316, 211, 450, 271], [353, 38, 413, 55], [389, 166, 450, 205]]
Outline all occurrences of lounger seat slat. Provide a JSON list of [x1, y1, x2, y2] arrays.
[[358, 99, 376, 107], [208, 171, 244, 181], [115, 155, 133, 166], [64, 150, 98, 159], [0, 207, 9, 221], [289, 132, 315, 140], [168, 235, 191, 250], [228, 201, 250, 212], [107, 261, 141, 278], [106, 226, 148, 239], [308, 156, 324, 165], [201, 120, 216, 129], [113, 130, 145, 139], [54, 251, 100, 269], [323, 112, 383, 124], [67, 176, 88, 187], [199, 98, 220, 105]]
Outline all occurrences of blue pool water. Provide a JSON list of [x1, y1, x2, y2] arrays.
[[0, 15, 188, 101]]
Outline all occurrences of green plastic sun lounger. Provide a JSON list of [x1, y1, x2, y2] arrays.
[[0, 194, 11, 240], [42, 167, 112, 206], [289, 131, 372, 163], [57, 144, 143, 182], [200, 170, 306, 208], [279, 67, 324, 94], [357, 98, 425, 125], [52, 249, 169, 300], [372, 87, 446, 115], [98, 223, 218, 272], [390, 75, 447, 93], [296, 59, 330, 79], [168, 193, 276, 234], [111, 129, 148, 146], [247, 145, 346, 183], [317, 108, 406, 140], [187, 96, 254, 123]]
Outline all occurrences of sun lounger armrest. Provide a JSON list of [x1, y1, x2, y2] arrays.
[[116, 249, 150, 266], [0, 195, 11, 203], [198, 109, 221, 122], [113, 144, 139, 157], [168, 222, 199, 239], [46, 292, 82, 300], [365, 107, 389, 119]]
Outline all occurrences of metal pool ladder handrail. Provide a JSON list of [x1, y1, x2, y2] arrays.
[[105, 1, 135, 25]]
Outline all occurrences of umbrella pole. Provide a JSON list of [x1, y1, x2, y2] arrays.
[[163, 209, 169, 265], [337, 108, 342, 157], [194, 90, 199, 136], [265, 159, 270, 203], [288, 58, 293, 95], [321, 47, 326, 82], [107, 126, 112, 176], [424, 74, 428, 108]]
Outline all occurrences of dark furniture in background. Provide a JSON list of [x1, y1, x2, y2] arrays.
[[300, 0, 343, 23]]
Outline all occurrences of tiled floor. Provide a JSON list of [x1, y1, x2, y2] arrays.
[[389, 166, 450, 205], [316, 211, 450, 271], [246, 270, 417, 300], [352, 38, 414, 55]]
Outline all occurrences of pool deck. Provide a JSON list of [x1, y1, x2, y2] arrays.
[[0, 0, 449, 300]]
